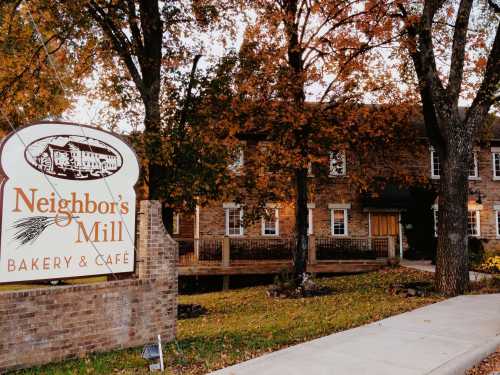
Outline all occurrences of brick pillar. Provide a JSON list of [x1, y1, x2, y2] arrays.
[[137, 200, 178, 280]]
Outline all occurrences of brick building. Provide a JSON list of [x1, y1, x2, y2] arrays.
[[172, 120, 500, 259]]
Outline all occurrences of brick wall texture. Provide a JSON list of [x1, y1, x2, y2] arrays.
[[0, 200, 178, 372]]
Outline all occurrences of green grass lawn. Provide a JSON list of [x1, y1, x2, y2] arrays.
[[15, 268, 442, 375]]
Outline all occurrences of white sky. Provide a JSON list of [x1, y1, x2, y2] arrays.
[[64, 7, 491, 133], [66, 18, 247, 134]]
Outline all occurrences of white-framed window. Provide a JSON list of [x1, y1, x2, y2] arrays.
[[172, 213, 180, 235], [467, 210, 480, 237], [261, 206, 279, 236], [495, 208, 500, 237], [331, 209, 348, 236], [492, 148, 500, 180], [228, 149, 244, 174], [430, 147, 440, 179], [328, 204, 350, 236], [433, 207, 480, 237], [433, 207, 438, 237], [224, 203, 244, 236], [307, 161, 314, 177], [469, 151, 479, 179], [329, 151, 346, 176], [431, 147, 479, 179], [307, 203, 315, 235]]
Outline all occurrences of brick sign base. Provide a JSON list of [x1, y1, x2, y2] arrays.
[[0, 200, 178, 372]]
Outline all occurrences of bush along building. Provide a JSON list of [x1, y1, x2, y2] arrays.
[[171, 117, 500, 278]]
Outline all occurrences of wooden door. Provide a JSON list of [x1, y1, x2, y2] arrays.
[[371, 213, 399, 237]]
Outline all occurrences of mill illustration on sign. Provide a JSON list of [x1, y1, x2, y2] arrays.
[[25, 135, 123, 180]]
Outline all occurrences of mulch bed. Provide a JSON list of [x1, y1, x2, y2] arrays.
[[466, 347, 500, 375]]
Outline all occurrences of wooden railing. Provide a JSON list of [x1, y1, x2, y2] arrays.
[[177, 235, 396, 266], [177, 238, 222, 265], [315, 237, 377, 260], [229, 237, 294, 261]]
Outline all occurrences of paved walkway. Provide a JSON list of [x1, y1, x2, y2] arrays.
[[401, 260, 492, 281], [211, 294, 500, 375]]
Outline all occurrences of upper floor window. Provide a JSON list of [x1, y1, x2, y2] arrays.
[[492, 148, 500, 180], [430, 147, 441, 178], [430, 147, 478, 179], [469, 151, 479, 179], [329, 151, 346, 176], [261, 206, 279, 236], [228, 149, 244, 174], [224, 204, 244, 236]]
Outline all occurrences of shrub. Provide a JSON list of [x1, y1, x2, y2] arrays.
[[431, 237, 486, 266], [468, 237, 487, 268], [479, 256, 500, 274]]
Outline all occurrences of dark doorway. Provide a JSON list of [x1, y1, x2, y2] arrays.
[[401, 187, 438, 260]]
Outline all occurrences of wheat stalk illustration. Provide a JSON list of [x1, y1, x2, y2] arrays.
[[11, 216, 77, 246]]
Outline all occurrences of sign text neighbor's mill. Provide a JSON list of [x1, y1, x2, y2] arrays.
[[0, 122, 139, 282]]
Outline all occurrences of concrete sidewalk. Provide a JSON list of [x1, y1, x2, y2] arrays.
[[211, 294, 500, 375], [401, 260, 492, 281]]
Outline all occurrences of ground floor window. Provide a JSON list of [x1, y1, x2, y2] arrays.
[[172, 213, 180, 235], [433, 208, 438, 237], [496, 209, 500, 237], [467, 210, 480, 237], [308, 205, 314, 235], [225, 205, 244, 236], [430, 147, 440, 178], [331, 208, 348, 236], [262, 207, 279, 236], [433, 208, 480, 237]]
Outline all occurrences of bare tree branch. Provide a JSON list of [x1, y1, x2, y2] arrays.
[[466, 22, 500, 132], [87, 1, 145, 98], [447, 0, 473, 102]]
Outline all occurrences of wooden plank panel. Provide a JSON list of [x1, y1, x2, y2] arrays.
[[371, 215, 379, 236], [179, 260, 385, 276], [371, 214, 399, 236]]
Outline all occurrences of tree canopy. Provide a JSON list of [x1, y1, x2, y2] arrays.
[[0, 0, 87, 129]]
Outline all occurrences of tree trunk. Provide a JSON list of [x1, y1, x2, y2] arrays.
[[283, 0, 309, 282], [143, 92, 162, 201], [435, 140, 470, 295], [294, 168, 309, 279]]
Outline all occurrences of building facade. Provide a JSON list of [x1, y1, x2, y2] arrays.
[[173, 127, 500, 259]]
